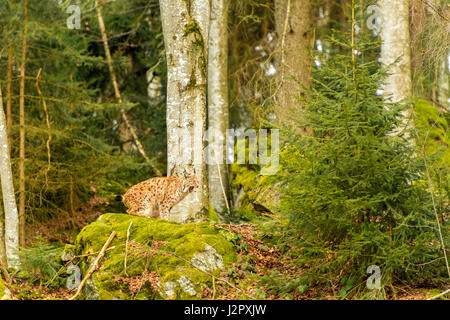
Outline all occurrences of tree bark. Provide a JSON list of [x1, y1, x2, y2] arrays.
[[160, 0, 210, 223], [274, 0, 313, 133], [19, 0, 28, 247], [5, 0, 15, 138], [435, 1, 448, 109], [207, 0, 229, 214], [0, 85, 19, 268], [437, 50, 449, 108], [435, 0, 448, 111], [0, 198, 6, 268], [6, 46, 13, 136], [379, 0, 412, 131]]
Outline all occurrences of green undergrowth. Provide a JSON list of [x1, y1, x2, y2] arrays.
[[12, 238, 64, 287], [414, 98, 449, 200]]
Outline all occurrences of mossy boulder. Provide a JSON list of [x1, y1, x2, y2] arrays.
[[232, 163, 283, 215], [72, 214, 236, 300], [414, 99, 449, 165], [253, 183, 281, 214], [0, 276, 11, 300]]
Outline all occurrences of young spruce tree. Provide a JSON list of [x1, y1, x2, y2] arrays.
[[279, 18, 447, 297]]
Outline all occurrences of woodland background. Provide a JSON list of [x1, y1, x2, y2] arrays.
[[0, 0, 448, 300]]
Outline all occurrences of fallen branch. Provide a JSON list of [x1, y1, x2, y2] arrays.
[[124, 221, 133, 275], [69, 231, 117, 300], [427, 288, 450, 300]]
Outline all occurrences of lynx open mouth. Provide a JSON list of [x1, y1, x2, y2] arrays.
[[189, 186, 195, 192]]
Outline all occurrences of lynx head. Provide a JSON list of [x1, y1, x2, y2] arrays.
[[182, 174, 199, 193]]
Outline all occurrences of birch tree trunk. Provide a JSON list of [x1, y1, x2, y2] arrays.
[[274, 0, 313, 133], [160, 0, 210, 223], [0, 85, 19, 268], [379, 0, 412, 131], [207, 0, 229, 214]]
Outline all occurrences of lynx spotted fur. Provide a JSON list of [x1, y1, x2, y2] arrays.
[[117, 175, 199, 219]]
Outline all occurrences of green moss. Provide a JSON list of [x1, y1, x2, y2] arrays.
[[73, 214, 236, 300], [414, 99, 449, 165], [183, 20, 207, 81], [231, 163, 282, 218], [208, 203, 220, 224], [184, 22, 201, 38], [231, 163, 259, 218], [0, 276, 6, 299]]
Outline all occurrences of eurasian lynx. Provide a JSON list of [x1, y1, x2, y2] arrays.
[[115, 175, 199, 219]]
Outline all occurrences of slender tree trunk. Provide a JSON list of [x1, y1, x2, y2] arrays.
[[147, 71, 162, 101], [435, 1, 449, 109], [435, 0, 449, 111], [317, 0, 332, 50], [35, 69, 52, 188], [274, 0, 313, 134], [160, 0, 210, 223], [95, 0, 162, 177], [379, 0, 412, 131], [410, 0, 426, 95], [5, 1, 15, 137], [437, 50, 449, 108], [6, 46, 13, 136], [0, 199, 5, 268], [19, 0, 28, 247], [207, 0, 229, 214], [0, 85, 19, 268]]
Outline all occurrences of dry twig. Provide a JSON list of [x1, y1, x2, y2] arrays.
[[427, 288, 450, 300], [124, 221, 133, 275], [69, 231, 117, 300]]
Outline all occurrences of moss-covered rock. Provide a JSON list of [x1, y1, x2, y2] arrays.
[[231, 163, 283, 216], [72, 214, 236, 300], [0, 276, 11, 300], [414, 99, 449, 165], [253, 183, 281, 214]]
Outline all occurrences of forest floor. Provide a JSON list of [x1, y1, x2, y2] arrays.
[[4, 206, 447, 300]]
